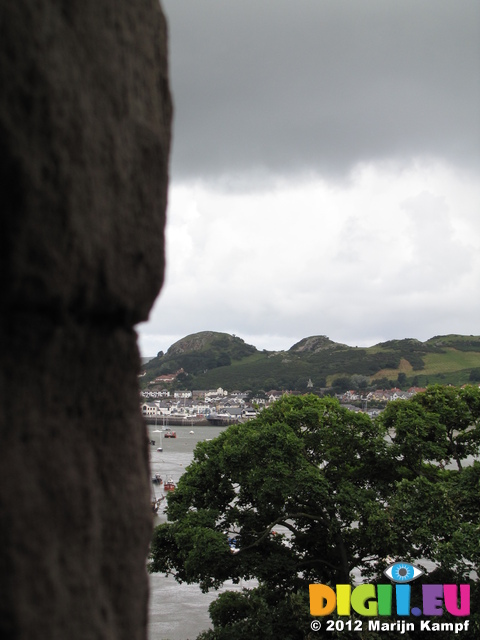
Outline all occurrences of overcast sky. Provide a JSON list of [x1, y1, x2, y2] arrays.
[[137, 0, 480, 356]]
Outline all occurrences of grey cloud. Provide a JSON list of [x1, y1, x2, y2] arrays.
[[163, 0, 480, 182]]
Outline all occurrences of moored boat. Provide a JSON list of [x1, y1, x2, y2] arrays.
[[151, 495, 165, 514], [163, 477, 175, 491]]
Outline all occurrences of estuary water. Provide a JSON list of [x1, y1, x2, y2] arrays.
[[147, 424, 256, 640]]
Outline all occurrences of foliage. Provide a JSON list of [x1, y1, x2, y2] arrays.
[[141, 331, 257, 384], [379, 385, 480, 472], [427, 335, 480, 352], [140, 332, 480, 391], [469, 368, 480, 382], [397, 372, 407, 387], [196, 587, 315, 640], [149, 388, 480, 639], [151, 396, 393, 585]]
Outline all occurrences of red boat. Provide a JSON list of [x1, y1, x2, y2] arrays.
[[163, 477, 175, 491], [163, 428, 177, 438]]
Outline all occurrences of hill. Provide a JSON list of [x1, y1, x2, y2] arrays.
[[139, 332, 480, 392], [141, 331, 257, 379]]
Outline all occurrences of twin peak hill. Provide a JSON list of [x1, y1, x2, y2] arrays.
[[139, 331, 480, 393]]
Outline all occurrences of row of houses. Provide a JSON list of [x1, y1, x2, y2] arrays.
[[142, 383, 480, 420], [337, 387, 426, 403], [146, 369, 186, 385], [141, 385, 435, 418], [140, 387, 284, 419], [140, 386, 229, 400]]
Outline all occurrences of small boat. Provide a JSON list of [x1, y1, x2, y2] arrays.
[[163, 427, 177, 438], [151, 495, 165, 514], [163, 477, 175, 491], [228, 537, 240, 553], [152, 474, 163, 485]]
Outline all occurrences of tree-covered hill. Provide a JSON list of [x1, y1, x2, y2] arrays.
[[141, 331, 258, 381], [139, 332, 480, 392]]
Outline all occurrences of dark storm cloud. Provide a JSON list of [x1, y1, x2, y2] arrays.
[[162, 0, 480, 181]]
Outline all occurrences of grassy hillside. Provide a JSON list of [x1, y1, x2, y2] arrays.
[[139, 332, 480, 392], [141, 331, 258, 382]]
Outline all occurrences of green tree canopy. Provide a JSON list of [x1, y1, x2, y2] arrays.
[[150, 388, 480, 639], [150, 396, 394, 588], [380, 384, 480, 472]]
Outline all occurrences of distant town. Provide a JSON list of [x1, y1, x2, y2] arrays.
[[140, 379, 433, 424]]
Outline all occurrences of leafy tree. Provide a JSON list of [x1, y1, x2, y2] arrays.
[[196, 587, 315, 640], [150, 395, 396, 637], [216, 353, 232, 367], [469, 368, 480, 382], [331, 376, 351, 392], [379, 400, 447, 477], [374, 386, 480, 638], [397, 372, 407, 388], [175, 371, 189, 388], [245, 389, 267, 401], [374, 376, 393, 390], [412, 384, 480, 470], [379, 384, 480, 472], [150, 389, 480, 639], [350, 374, 369, 390]]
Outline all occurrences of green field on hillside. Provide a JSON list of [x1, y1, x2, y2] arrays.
[[140, 332, 480, 392]]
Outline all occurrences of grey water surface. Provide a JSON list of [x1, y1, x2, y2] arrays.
[[147, 425, 257, 640]]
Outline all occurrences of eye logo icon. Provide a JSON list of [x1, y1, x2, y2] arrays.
[[384, 562, 424, 583]]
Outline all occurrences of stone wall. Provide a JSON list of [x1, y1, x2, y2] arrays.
[[0, 2, 171, 638]]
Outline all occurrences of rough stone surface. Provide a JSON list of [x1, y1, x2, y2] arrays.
[[0, 2, 171, 638]]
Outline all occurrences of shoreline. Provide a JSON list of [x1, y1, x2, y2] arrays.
[[143, 415, 239, 426]]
